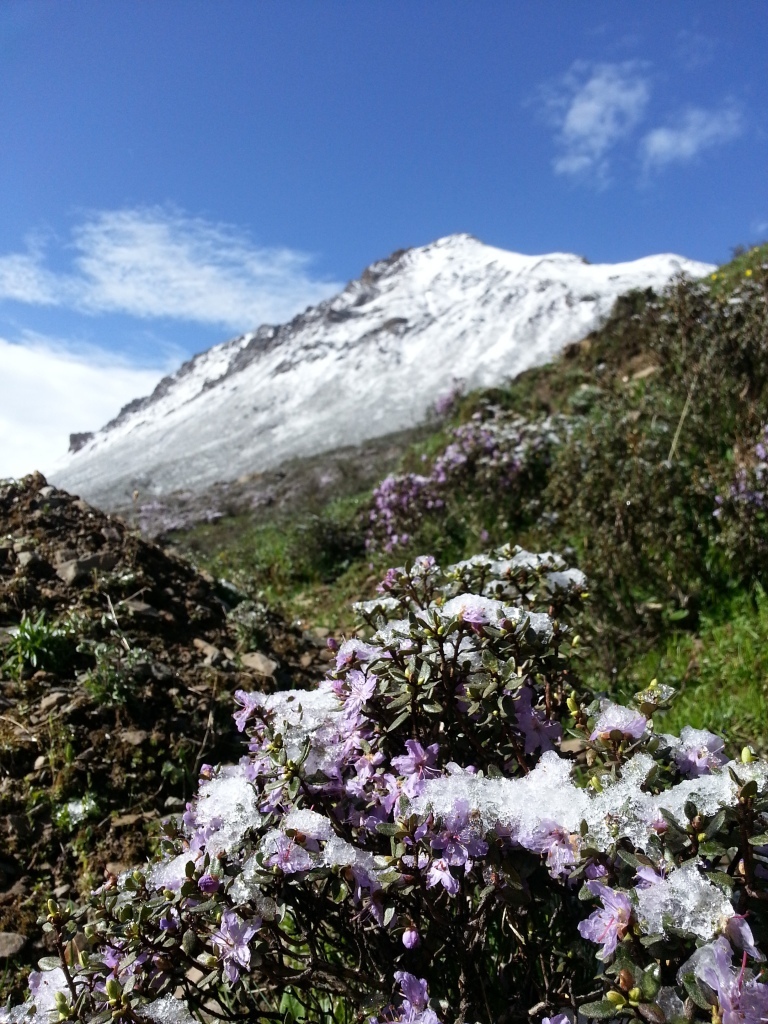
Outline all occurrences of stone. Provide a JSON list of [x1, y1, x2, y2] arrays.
[[124, 599, 158, 617], [193, 638, 220, 659], [56, 551, 119, 585], [16, 551, 42, 568], [40, 692, 68, 713], [241, 651, 278, 677], [0, 932, 27, 958], [120, 730, 148, 747]]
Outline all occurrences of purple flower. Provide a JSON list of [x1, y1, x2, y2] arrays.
[[577, 881, 632, 960], [693, 936, 768, 1024], [395, 972, 429, 1011], [335, 638, 380, 670], [265, 834, 313, 874], [393, 972, 441, 1023], [211, 909, 261, 985], [515, 687, 562, 755], [670, 727, 727, 777], [726, 915, 765, 962], [198, 872, 220, 894], [590, 701, 647, 742], [392, 739, 440, 797], [233, 689, 262, 732], [402, 926, 421, 949], [426, 857, 459, 895], [430, 801, 488, 866], [634, 864, 666, 888], [344, 669, 377, 713], [542, 1016, 571, 1024], [520, 820, 579, 878]]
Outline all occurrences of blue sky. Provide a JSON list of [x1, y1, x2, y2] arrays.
[[1, 0, 766, 475]]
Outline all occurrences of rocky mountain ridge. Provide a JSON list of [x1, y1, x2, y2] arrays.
[[52, 233, 714, 510]]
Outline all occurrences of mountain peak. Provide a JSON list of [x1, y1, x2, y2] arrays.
[[52, 237, 714, 510]]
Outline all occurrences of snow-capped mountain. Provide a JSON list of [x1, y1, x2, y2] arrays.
[[53, 234, 714, 509]]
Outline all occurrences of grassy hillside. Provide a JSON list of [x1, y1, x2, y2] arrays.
[[175, 242, 768, 749]]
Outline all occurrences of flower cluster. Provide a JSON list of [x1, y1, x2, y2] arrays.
[[367, 409, 568, 552], [9, 544, 768, 1024]]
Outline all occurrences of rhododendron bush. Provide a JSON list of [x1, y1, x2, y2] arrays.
[[366, 411, 567, 552], [6, 546, 768, 1024]]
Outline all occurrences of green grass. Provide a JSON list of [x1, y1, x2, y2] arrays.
[[631, 586, 768, 755], [707, 242, 768, 298]]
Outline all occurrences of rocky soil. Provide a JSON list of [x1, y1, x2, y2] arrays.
[[0, 473, 332, 999]]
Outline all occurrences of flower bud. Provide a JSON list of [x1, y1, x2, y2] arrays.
[[54, 991, 70, 1011], [105, 978, 122, 1003], [606, 991, 626, 1006], [617, 968, 634, 991], [628, 988, 642, 1004], [47, 899, 59, 916], [742, 746, 756, 764]]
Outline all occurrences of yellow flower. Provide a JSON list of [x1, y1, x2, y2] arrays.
[[745, 268, 753, 277], [711, 273, 718, 280]]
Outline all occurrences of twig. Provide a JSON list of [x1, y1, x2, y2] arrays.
[[666, 386, 694, 463], [0, 713, 38, 741]]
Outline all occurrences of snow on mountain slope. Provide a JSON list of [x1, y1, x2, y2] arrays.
[[52, 234, 714, 509]]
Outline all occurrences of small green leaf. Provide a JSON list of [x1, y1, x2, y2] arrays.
[[580, 1000, 621, 1019]]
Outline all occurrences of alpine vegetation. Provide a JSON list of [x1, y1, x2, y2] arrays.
[[7, 546, 768, 1024], [366, 411, 568, 553]]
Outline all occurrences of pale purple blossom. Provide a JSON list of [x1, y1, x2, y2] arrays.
[[392, 739, 440, 797], [430, 801, 488, 866], [211, 910, 261, 985], [577, 881, 632, 960], [515, 686, 562, 754], [335, 638, 380, 670], [233, 689, 263, 733], [590, 701, 647, 741], [669, 726, 727, 777], [389, 972, 441, 1024], [426, 857, 459, 895], [402, 926, 421, 949], [726, 915, 765, 962], [521, 819, 579, 878], [265, 835, 313, 874], [692, 937, 768, 1024]]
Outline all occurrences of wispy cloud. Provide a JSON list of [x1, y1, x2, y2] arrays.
[[0, 332, 166, 478], [542, 61, 651, 182], [0, 208, 343, 331], [641, 105, 743, 171]]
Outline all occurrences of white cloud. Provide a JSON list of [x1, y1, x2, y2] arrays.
[[641, 105, 743, 170], [0, 208, 342, 331], [0, 334, 165, 478], [544, 61, 651, 181]]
